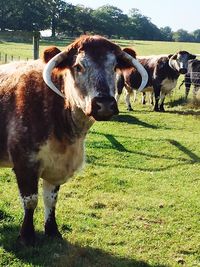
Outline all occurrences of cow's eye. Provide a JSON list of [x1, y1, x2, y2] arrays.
[[74, 64, 84, 73]]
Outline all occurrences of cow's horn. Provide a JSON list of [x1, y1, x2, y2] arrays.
[[168, 54, 177, 71], [122, 51, 148, 91], [43, 50, 68, 98]]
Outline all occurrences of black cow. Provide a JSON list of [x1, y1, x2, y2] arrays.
[[179, 59, 200, 99]]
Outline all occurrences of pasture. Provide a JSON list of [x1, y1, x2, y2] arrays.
[[0, 39, 200, 267]]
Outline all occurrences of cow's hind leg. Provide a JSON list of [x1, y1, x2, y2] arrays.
[[43, 180, 62, 238], [125, 90, 133, 111], [141, 92, 146, 104], [13, 164, 39, 246], [159, 94, 166, 112]]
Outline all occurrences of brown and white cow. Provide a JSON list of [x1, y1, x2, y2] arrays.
[[115, 48, 196, 111], [0, 35, 148, 246]]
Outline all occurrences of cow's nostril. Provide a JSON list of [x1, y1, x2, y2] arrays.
[[90, 97, 119, 120], [179, 68, 187, 74]]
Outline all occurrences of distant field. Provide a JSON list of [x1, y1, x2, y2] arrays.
[[0, 38, 200, 267], [1, 38, 200, 62]]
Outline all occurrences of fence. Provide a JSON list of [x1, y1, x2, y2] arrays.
[[0, 52, 30, 64], [0, 31, 40, 64]]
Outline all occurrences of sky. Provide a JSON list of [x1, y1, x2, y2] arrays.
[[69, 0, 200, 32]]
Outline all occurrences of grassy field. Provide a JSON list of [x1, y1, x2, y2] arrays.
[[0, 39, 200, 267], [1, 38, 200, 61]]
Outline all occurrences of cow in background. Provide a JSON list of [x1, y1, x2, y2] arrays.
[[179, 59, 200, 100], [116, 48, 196, 111]]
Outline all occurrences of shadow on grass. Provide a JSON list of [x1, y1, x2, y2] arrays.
[[165, 97, 200, 115], [167, 97, 187, 108], [168, 139, 200, 162], [111, 114, 159, 129], [166, 109, 200, 116], [0, 224, 166, 267], [87, 133, 200, 172]]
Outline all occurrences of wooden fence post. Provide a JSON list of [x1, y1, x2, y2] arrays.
[[33, 31, 40, 60]]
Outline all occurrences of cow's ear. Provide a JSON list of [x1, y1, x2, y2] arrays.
[[190, 54, 196, 59], [116, 48, 137, 69], [168, 54, 176, 59], [42, 46, 77, 70], [116, 57, 131, 69], [42, 46, 61, 63], [123, 48, 137, 58]]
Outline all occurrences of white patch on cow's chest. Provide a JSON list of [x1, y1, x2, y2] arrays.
[[36, 137, 85, 185], [161, 78, 177, 93]]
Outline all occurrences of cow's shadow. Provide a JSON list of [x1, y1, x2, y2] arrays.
[[111, 114, 159, 129], [0, 224, 166, 267]]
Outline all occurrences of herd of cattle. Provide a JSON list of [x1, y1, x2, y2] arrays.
[[0, 35, 199, 246], [115, 48, 200, 111]]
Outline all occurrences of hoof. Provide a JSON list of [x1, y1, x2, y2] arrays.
[[45, 223, 62, 239], [45, 229, 63, 239], [17, 234, 35, 247]]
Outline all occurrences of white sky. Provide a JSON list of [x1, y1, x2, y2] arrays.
[[69, 0, 200, 32]]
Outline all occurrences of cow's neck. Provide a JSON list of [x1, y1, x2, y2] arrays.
[[51, 75, 94, 142], [66, 106, 94, 138]]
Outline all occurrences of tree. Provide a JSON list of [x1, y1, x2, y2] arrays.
[[45, 0, 69, 37], [173, 29, 194, 42], [193, 29, 200, 42], [72, 5, 95, 35], [92, 5, 127, 37], [0, 0, 14, 31], [128, 9, 161, 40], [160, 26, 173, 41], [18, 0, 49, 31]]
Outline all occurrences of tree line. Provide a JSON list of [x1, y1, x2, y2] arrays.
[[1, 0, 200, 42]]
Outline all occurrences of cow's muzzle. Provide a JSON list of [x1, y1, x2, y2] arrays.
[[179, 68, 187, 74], [89, 96, 119, 121]]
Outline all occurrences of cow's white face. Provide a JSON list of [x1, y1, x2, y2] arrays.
[[65, 51, 118, 121], [169, 51, 196, 74], [42, 36, 148, 121]]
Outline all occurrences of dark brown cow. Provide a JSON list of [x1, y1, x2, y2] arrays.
[[0, 35, 148, 246], [115, 48, 196, 111]]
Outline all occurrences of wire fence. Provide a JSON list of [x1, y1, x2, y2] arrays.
[[0, 52, 30, 64]]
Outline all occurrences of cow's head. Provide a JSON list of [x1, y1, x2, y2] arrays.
[[42, 35, 148, 121], [169, 51, 196, 74]]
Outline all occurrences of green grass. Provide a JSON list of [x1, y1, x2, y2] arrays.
[[1, 38, 200, 62], [0, 39, 200, 266]]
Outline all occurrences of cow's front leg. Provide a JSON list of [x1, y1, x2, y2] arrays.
[[43, 180, 62, 238], [153, 85, 161, 111], [14, 165, 39, 246], [185, 74, 191, 99]]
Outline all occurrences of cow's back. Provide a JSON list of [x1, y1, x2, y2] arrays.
[[0, 60, 59, 164]]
